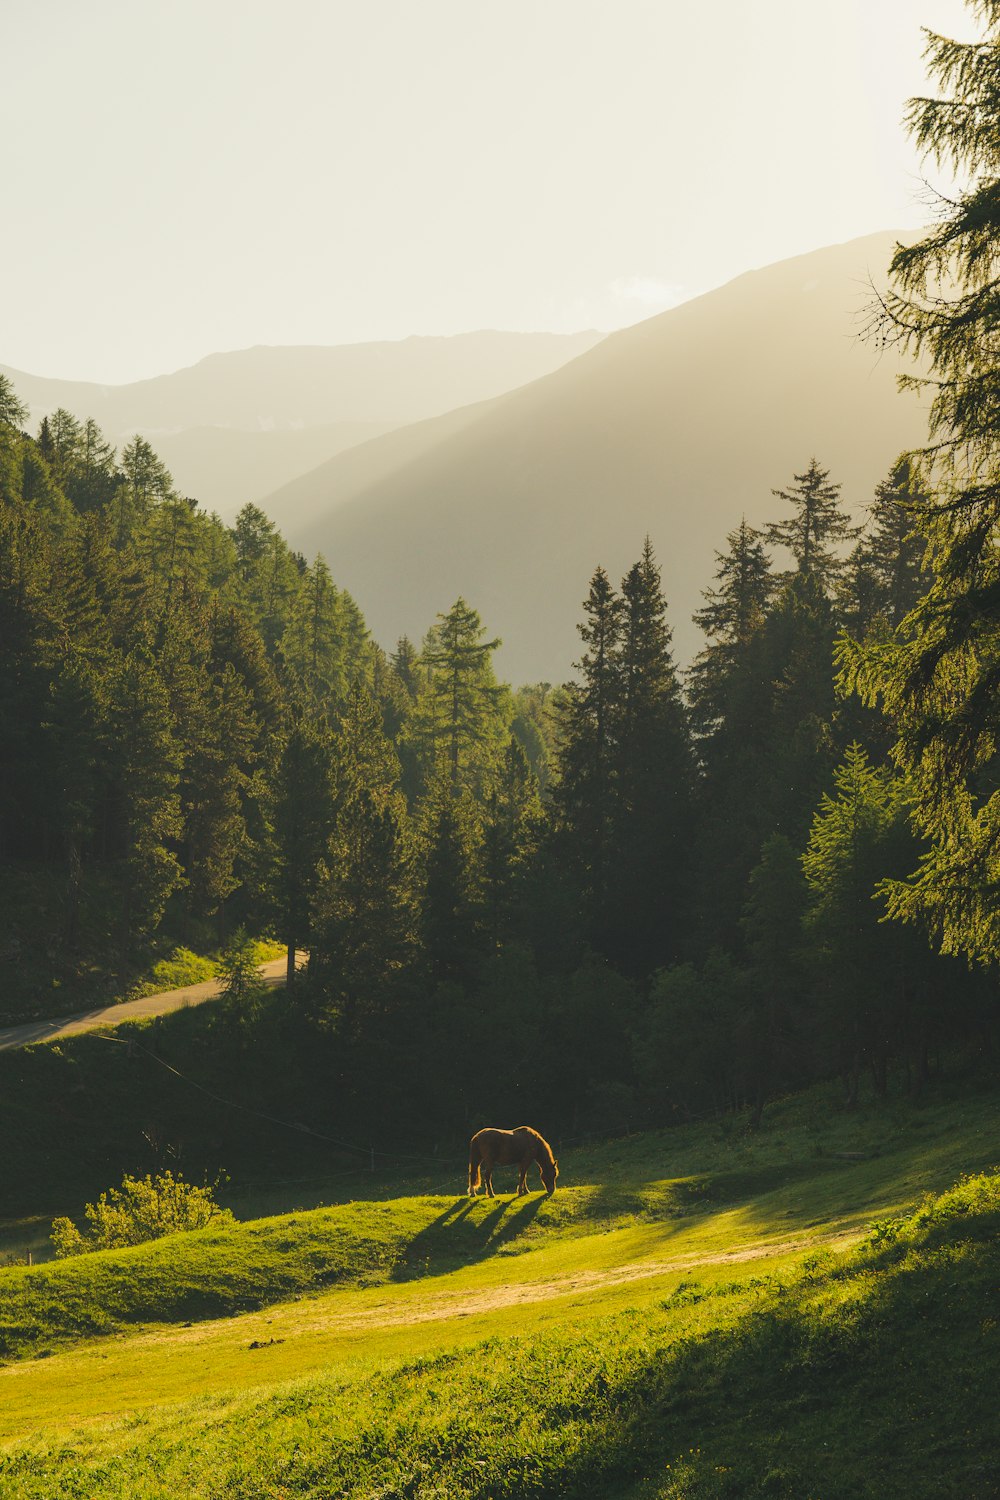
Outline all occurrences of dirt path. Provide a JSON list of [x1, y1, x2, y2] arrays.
[[0, 955, 302, 1053], [302, 1227, 861, 1334]]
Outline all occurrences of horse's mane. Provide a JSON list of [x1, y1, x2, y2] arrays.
[[517, 1124, 556, 1165]]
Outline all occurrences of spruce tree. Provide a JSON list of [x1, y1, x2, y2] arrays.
[[802, 745, 918, 1100], [766, 459, 857, 595], [842, 0, 1000, 961], [480, 736, 544, 953], [416, 770, 480, 984], [740, 833, 808, 1122], [689, 517, 774, 742], [311, 683, 414, 1011], [551, 566, 622, 949], [610, 538, 694, 971], [265, 716, 336, 986], [841, 457, 928, 634]]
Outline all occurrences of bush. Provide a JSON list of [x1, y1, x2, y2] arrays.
[[50, 1171, 233, 1257], [216, 927, 270, 1023]]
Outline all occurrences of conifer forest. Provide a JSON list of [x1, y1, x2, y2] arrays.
[[4, 5, 1000, 1494], [1, 372, 993, 1143]]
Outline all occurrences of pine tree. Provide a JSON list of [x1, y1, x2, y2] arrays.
[[841, 457, 928, 634], [283, 556, 357, 710], [610, 539, 694, 971], [551, 566, 622, 946], [69, 419, 118, 514], [480, 736, 544, 953], [116, 436, 173, 547], [266, 717, 337, 986], [104, 653, 183, 937], [766, 459, 858, 595], [391, 636, 420, 700], [312, 686, 414, 1019], [689, 517, 774, 742], [416, 770, 480, 984], [231, 503, 300, 654], [407, 598, 509, 799], [842, 0, 1000, 962], [0, 375, 28, 430], [739, 833, 808, 1122], [802, 745, 918, 1100], [45, 409, 83, 487]]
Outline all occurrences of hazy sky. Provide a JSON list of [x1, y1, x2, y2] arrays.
[[4, 0, 973, 383]]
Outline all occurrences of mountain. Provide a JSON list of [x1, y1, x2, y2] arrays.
[[1, 331, 603, 517], [266, 233, 928, 683]]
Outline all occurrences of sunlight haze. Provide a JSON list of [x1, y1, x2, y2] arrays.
[[4, 0, 972, 382]]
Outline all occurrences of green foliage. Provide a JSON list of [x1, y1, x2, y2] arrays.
[[405, 596, 511, 798], [50, 1171, 232, 1258], [553, 543, 694, 969], [312, 687, 415, 1018], [0, 410, 380, 1019], [840, 456, 928, 635], [766, 457, 858, 593], [5, 1161, 1000, 1497], [845, 0, 1000, 963], [0, 374, 29, 430], [216, 928, 270, 1021]]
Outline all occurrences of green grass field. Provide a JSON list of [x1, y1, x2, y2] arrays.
[[1, 1079, 998, 1497]]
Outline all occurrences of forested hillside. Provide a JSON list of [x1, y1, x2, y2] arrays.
[[1, 370, 988, 1145], [270, 232, 928, 681]]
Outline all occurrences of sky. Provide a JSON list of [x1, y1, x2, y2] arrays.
[[3, 0, 974, 384]]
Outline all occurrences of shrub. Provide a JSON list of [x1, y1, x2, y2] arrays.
[[50, 1170, 233, 1257], [216, 927, 270, 1022]]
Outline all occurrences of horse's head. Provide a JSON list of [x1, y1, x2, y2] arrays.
[[541, 1157, 559, 1196]]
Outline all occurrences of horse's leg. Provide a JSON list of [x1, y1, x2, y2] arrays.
[[517, 1160, 528, 1196], [484, 1156, 496, 1198]]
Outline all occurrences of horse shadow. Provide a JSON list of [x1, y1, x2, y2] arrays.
[[393, 1192, 546, 1282]]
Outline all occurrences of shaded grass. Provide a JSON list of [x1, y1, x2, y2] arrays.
[[2, 1173, 998, 1498], [0, 1172, 769, 1364], [3, 1077, 999, 1365]]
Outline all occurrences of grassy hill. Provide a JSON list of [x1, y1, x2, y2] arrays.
[[0, 1077, 998, 1495]]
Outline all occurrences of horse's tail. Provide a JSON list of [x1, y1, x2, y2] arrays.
[[468, 1142, 482, 1195]]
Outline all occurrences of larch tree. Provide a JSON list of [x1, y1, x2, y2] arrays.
[[407, 598, 509, 800], [0, 374, 28, 430]]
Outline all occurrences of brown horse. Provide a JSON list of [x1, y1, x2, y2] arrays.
[[468, 1126, 559, 1198]]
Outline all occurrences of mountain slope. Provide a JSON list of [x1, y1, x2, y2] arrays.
[[1, 333, 603, 517], [271, 233, 926, 682]]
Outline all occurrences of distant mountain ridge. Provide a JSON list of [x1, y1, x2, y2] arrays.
[[1, 331, 603, 516], [264, 232, 927, 683]]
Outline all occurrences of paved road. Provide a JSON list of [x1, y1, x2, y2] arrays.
[[0, 955, 300, 1053]]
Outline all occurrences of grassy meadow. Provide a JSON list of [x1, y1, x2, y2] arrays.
[[0, 1076, 997, 1496]]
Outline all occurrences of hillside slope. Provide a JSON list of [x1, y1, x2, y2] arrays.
[[1, 332, 603, 518], [1, 1084, 997, 1496], [272, 232, 926, 680]]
